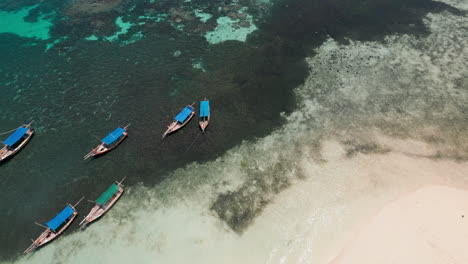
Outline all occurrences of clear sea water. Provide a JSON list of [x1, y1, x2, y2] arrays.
[[0, 0, 467, 263]]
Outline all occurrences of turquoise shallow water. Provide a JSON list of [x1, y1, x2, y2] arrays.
[[0, 5, 53, 40], [0, 0, 466, 262]]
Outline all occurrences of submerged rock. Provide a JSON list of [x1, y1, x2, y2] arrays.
[[238, 21, 251, 28], [169, 8, 194, 22], [237, 13, 247, 20], [227, 12, 238, 19], [66, 0, 124, 16]]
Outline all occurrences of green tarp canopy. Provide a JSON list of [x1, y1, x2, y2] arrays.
[[96, 184, 119, 206]]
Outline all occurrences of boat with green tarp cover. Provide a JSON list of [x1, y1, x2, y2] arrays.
[[0, 122, 34, 162], [199, 99, 210, 132], [24, 197, 84, 254], [162, 104, 195, 138], [79, 178, 125, 228], [84, 124, 130, 160]]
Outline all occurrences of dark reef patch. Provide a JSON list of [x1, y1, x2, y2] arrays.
[[211, 155, 297, 233], [342, 140, 391, 157], [209, 0, 465, 234], [266, 0, 465, 45]]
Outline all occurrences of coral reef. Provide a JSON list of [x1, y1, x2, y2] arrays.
[[66, 0, 125, 16]]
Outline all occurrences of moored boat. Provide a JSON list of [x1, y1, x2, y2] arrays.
[[79, 178, 125, 228], [83, 124, 129, 160], [199, 99, 210, 133], [162, 104, 195, 139], [24, 197, 83, 254], [0, 122, 34, 162]]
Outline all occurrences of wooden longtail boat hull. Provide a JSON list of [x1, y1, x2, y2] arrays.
[[84, 129, 128, 160], [24, 211, 78, 254], [162, 111, 195, 139], [0, 128, 34, 162], [92, 132, 128, 156], [199, 99, 210, 133], [199, 117, 210, 133], [79, 186, 124, 227]]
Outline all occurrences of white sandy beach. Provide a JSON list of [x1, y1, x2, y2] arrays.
[[331, 185, 468, 264]]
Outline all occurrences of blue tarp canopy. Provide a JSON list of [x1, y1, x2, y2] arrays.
[[46, 205, 75, 232], [175, 106, 193, 123], [102, 127, 125, 145], [2, 126, 28, 147], [200, 101, 210, 117]]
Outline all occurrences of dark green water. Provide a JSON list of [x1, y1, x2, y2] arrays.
[[0, 0, 464, 261]]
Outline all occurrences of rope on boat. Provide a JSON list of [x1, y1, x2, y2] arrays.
[[0, 121, 34, 136], [74, 196, 85, 207], [118, 176, 127, 185], [0, 128, 18, 136], [184, 132, 202, 154], [83, 150, 94, 160]]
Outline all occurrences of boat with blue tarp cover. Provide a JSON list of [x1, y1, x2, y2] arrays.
[[83, 124, 130, 160], [199, 99, 210, 132], [79, 178, 125, 228], [24, 197, 84, 254], [162, 104, 195, 138], [0, 122, 34, 162]]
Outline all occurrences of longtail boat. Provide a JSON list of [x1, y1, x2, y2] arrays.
[[83, 124, 129, 160], [199, 99, 210, 133], [79, 178, 125, 228], [162, 104, 195, 139], [24, 197, 84, 254], [0, 122, 34, 162]]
